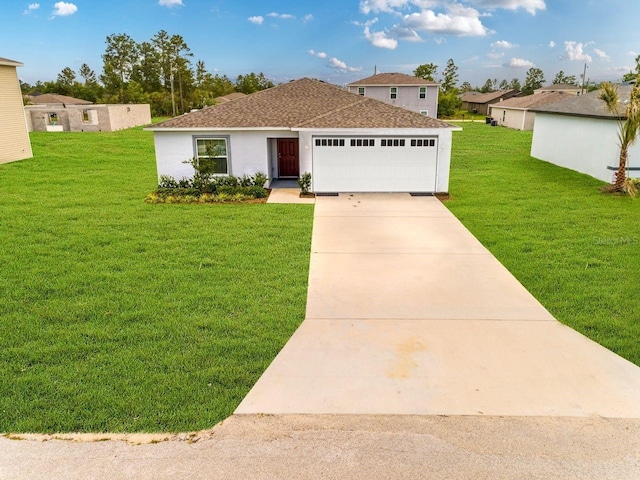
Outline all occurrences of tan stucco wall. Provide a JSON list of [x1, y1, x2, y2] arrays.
[[25, 104, 151, 132], [0, 64, 32, 163], [490, 107, 536, 131]]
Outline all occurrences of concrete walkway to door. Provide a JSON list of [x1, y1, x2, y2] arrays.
[[237, 193, 640, 417]]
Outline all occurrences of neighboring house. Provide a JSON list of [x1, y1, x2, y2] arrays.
[[488, 92, 570, 130], [464, 90, 521, 116], [148, 78, 459, 193], [24, 94, 151, 132], [530, 86, 639, 183], [214, 92, 246, 104], [347, 72, 439, 118], [460, 91, 482, 111], [0, 57, 32, 164], [534, 84, 582, 96]]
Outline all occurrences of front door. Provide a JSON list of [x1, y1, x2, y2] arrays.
[[277, 138, 299, 177]]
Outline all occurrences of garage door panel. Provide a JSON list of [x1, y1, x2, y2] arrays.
[[312, 137, 438, 193]]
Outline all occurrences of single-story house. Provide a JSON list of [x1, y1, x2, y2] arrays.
[[488, 92, 570, 130], [460, 91, 482, 111], [148, 78, 459, 193], [534, 84, 582, 96], [24, 94, 151, 132], [347, 72, 439, 118], [0, 57, 32, 164], [530, 85, 639, 183], [464, 89, 521, 116]]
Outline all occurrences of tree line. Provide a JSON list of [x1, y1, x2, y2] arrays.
[[20, 30, 275, 116]]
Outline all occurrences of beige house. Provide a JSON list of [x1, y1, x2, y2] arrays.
[[24, 94, 151, 132], [489, 92, 570, 130], [534, 84, 582, 96], [463, 89, 521, 115], [0, 57, 32, 164]]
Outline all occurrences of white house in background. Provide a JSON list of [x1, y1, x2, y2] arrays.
[[346, 72, 439, 118], [148, 78, 459, 193], [489, 92, 570, 131], [530, 86, 640, 183], [24, 94, 151, 133], [0, 57, 32, 164]]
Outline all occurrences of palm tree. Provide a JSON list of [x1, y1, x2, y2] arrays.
[[599, 76, 640, 193]]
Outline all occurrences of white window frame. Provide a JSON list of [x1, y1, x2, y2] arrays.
[[419, 87, 426, 99], [390, 87, 397, 99], [419, 110, 429, 116], [193, 136, 231, 176], [358, 87, 365, 96]]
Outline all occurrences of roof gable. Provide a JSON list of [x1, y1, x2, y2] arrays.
[[152, 78, 454, 130], [467, 90, 520, 104], [348, 72, 438, 86], [532, 85, 634, 119], [25, 93, 92, 105]]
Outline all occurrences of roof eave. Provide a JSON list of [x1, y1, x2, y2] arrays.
[[146, 126, 294, 132]]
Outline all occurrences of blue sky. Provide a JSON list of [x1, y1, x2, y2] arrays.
[[2, 0, 639, 88]]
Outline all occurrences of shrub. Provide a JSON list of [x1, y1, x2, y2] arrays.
[[158, 175, 178, 189], [298, 172, 312, 194], [253, 172, 268, 188]]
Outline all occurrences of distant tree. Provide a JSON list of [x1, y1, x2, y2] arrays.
[[101, 33, 139, 103], [459, 81, 473, 93], [552, 70, 577, 85], [437, 91, 462, 118], [522, 67, 545, 95], [498, 79, 509, 90], [235, 72, 274, 94], [57, 67, 76, 88], [509, 78, 522, 91], [622, 55, 640, 83], [79, 64, 97, 85], [440, 58, 459, 93], [413, 63, 438, 81], [599, 78, 640, 194], [480, 78, 494, 93]]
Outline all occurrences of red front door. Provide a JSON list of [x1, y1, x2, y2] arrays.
[[277, 138, 299, 177]]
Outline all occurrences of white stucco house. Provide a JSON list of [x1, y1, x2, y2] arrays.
[[489, 92, 569, 131], [346, 72, 439, 118], [530, 85, 639, 183], [148, 78, 459, 194]]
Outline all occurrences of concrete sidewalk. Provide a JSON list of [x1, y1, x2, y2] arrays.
[[237, 193, 640, 417]]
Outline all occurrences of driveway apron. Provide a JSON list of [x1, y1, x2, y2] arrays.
[[236, 193, 640, 417]]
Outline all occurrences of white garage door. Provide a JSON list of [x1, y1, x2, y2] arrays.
[[312, 136, 438, 193]]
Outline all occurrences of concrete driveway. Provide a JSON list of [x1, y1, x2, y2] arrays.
[[237, 193, 640, 417]]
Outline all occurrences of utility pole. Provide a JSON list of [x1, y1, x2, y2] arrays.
[[580, 63, 588, 95]]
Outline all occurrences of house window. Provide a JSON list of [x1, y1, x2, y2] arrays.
[[358, 87, 365, 96], [48, 113, 59, 125], [419, 87, 426, 99], [390, 87, 397, 100], [502, 111, 506, 122], [419, 110, 429, 116], [195, 137, 229, 175], [82, 110, 90, 122]]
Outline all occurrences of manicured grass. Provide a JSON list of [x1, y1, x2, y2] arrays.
[[0, 128, 313, 433], [446, 123, 640, 366]]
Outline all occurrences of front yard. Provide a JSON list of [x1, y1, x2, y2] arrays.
[[0, 122, 638, 433]]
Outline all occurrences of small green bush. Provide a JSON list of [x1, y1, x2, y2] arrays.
[[298, 172, 312, 194], [149, 172, 269, 203]]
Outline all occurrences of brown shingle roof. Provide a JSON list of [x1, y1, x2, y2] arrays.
[[531, 86, 634, 119], [214, 92, 246, 104], [25, 93, 92, 105], [348, 72, 438, 86], [466, 89, 520, 104], [490, 92, 570, 110], [152, 78, 454, 130], [536, 84, 581, 92]]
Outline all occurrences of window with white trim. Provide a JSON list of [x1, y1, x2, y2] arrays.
[[390, 87, 397, 99], [419, 110, 429, 116], [419, 87, 426, 99], [358, 87, 365, 96], [195, 137, 229, 175]]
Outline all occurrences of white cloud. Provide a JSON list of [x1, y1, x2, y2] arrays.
[[158, 0, 184, 7], [402, 5, 490, 37], [491, 40, 518, 49], [548, 40, 555, 48], [507, 57, 534, 68], [594, 49, 610, 61], [248, 16, 264, 25], [364, 24, 399, 49], [328, 57, 362, 72], [267, 12, 295, 19], [308, 50, 328, 59], [51, 2, 77, 17], [487, 52, 505, 59], [390, 25, 423, 42], [23, 3, 40, 14], [360, 0, 410, 14], [564, 41, 592, 63], [303, 14, 314, 22], [468, 0, 545, 15]]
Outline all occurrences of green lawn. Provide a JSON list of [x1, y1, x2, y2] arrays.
[[446, 123, 640, 365], [1, 123, 638, 434], [0, 128, 313, 432]]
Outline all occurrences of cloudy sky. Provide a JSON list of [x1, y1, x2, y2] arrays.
[[3, 0, 639, 87]]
